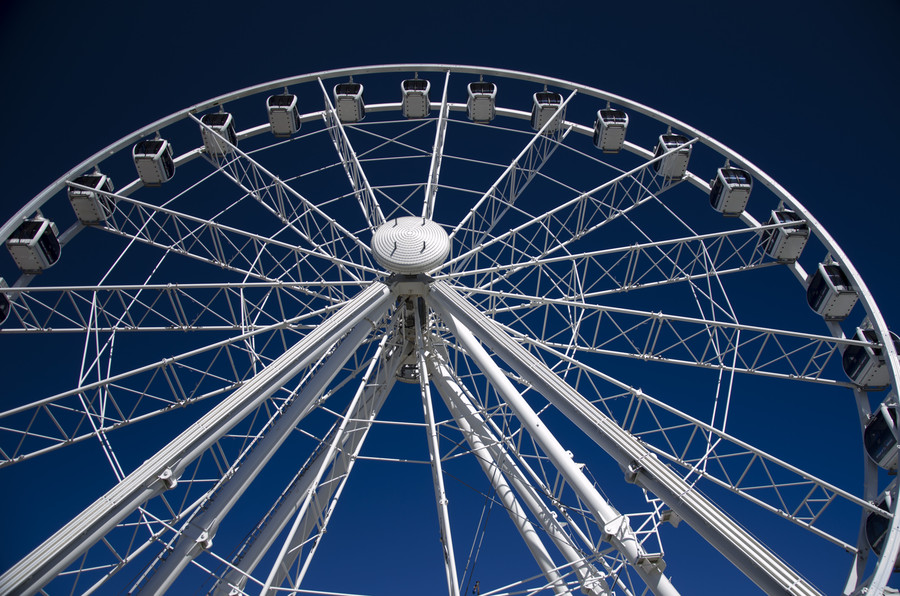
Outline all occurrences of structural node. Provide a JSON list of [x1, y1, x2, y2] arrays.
[[371, 217, 450, 275]]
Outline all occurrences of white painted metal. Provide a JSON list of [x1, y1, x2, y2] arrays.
[[433, 307, 681, 596], [422, 70, 450, 220], [371, 217, 450, 274], [257, 336, 406, 593], [428, 281, 822, 596], [214, 336, 406, 594], [2, 64, 897, 595], [428, 355, 608, 596], [448, 89, 576, 255], [0, 282, 392, 596], [318, 77, 385, 229], [415, 303, 461, 596], [139, 316, 380, 594]]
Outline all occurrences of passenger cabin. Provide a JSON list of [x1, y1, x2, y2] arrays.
[[530, 91, 563, 132], [6, 218, 61, 274], [334, 82, 365, 123], [593, 109, 628, 153], [865, 402, 898, 472], [842, 327, 900, 388], [200, 113, 237, 155], [866, 495, 900, 569], [806, 263, 858, 320], [267, 94, 301, 137], [0, 278, 9, 326], [133, 139, 175, 186], [761, 210, 809, 262], [467, 81, 497, 123], [653, 134, 691, 180], [709, 167, 752, 215], [67, 173, 115, 223], [401, 79, 431, 119]]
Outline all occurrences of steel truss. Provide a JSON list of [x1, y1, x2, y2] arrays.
[[1, 65, 898, 596]]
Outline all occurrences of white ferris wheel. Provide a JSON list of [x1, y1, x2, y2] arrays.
[[0, 64, 898, 596]]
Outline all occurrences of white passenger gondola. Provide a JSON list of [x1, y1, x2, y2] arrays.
[[593, 108, 628, 153], [864, 401, 898, 471], [200, 113, 237, 155], [467, 81, 497, 123], [653, 134, 691, 180], [806, 263, 858, 320], [761, 209, 809, 262], [267, 94, 301, 137], [709, 167, 752, 215], [843, 327, 900, 388], [0, 278, 9, 326], [401, 78, 431, 119], [133, 139, 175, 186], [530, 91, 563, 132], [333, 82, 365, 123], [67, 173, 115, 223], [6, 217, 61, 274], [866, 494, 900, 569]]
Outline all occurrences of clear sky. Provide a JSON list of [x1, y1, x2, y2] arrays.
[[0, 1, 898, 594], [1, 0, 898, 325]]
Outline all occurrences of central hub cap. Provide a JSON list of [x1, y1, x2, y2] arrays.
[[371, 217, 450, 275]]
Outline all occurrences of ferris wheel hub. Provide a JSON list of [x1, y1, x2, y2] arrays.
[[371, 217, 450, 274]]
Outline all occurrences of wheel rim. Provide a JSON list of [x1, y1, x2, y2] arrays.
[[0, 65, 897, 595]]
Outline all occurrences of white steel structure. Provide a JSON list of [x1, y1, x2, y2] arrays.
[[0, 65, 897, 596]]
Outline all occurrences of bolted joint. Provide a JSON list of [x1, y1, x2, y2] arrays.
[[195, 531, 213, 551], [636, 553, 667, 574], [623, 461, 642, 484], [157, 468, 178, 490]]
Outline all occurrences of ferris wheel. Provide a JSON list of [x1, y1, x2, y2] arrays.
[[0, 64, 898, 595]]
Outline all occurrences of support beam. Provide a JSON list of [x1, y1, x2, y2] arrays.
[[428, 355, 577, 595], [0, 282, 392, 596], [139, 315, 382, 594], [433, 309, 678, 595], [256, 334, 405, 593], [415, 303, 461, 596], [428, 281, 822, 596], [428, 354, 614, 596], [318, 78, 385, 230], [422, 70, 451, 220]]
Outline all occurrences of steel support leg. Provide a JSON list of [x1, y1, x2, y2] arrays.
[[427, 355, 575, 595], [140, 316, 385, 594], [0, 282, 392, 596], [257, 336, 406, 593], [429, 280, 821, 596], [415, 304, 461, 596], [214, 337, 407, 595], [429, 302, 679, 596], [428, 354, 612, 596]]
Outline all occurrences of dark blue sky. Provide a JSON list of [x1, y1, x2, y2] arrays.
[[1, 1, 899, 594], [1, 0, 898, 325]]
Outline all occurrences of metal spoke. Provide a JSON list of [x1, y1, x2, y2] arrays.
[[447, 90, 576, 269], [318, 78, 386, 230], [0, 281, 355, 334], [456, 286, 862, 386], [415, 301, 461, 596], [441, 138, 699, 277], [101, 194, 375, 285], [423, 70, 451, 220]]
